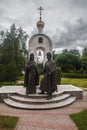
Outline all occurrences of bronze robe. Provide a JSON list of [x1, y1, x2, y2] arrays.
[[24, 60, 39, 94], [40, 60, 57, 94]]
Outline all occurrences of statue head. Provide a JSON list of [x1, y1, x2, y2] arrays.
[[30, 53, 34, 61], [46, 52, 51, 60]]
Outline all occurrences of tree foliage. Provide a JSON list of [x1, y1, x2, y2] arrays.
[[80, 47, 87, 73], [0, 23, 28, 82], [53, 48, 87, 74], [54, 49, 80, 73]]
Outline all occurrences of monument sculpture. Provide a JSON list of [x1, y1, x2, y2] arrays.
[[24, 53, 39, 94], [39, 52, 57, 100]]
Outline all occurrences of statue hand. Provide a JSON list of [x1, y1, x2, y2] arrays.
[[48, 72, 51, 75]]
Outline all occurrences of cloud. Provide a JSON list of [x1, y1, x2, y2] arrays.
[[71, 0, 87, 9], [52, 18, 87, 50]]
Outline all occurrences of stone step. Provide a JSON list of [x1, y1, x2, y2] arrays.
[[3, 97, 76, 110], [15, 91, 63, 99], [9, 94, 70, 104]]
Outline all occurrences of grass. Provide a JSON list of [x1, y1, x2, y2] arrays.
[[0, 77, 87, 88], [0, 115, 19, 130], [70, 110, 87, 130], [61, 78, 87, 88]]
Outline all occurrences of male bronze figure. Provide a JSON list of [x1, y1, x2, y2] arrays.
[[39, 52, 57, 100]]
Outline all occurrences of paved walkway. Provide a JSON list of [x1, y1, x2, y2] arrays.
[[0, 92, 87, 130]]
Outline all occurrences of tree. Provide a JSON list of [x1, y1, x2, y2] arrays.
[[55, 54, 68, 72], [18, 27, 28, 61], [80, 57, 87, 73], [82, 47, 87, 57], [69, 49, 80, 57], [0, 23, 28, 82], [55, 49, 81, 73], [80, 47, 87, 73]]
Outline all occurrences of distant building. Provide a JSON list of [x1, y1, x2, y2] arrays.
[[28, 7, 52, 63]]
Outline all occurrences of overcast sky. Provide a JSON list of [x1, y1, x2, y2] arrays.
[[0, 0, 87, 53]]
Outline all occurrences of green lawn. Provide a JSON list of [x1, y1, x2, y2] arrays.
[[61, 78, 87, 88], [70, 110, 87, 130], [0, 115, 19, 130], [1, 77, 87, 88]]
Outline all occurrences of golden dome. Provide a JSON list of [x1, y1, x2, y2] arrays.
[[37, 20, 45, 28]]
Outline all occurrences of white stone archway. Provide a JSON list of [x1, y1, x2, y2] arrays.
[[36, 47, 45, 63], [28, 34, 52, 63]]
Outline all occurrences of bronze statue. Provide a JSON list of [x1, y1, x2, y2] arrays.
[[39, 52, 57, 100], [24, 53, 39, 94]]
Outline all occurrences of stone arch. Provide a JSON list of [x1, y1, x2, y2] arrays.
[[36, 47, 45, 63], [28, 33, 52, 63]]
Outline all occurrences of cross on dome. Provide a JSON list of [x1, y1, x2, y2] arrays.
[[38, 6, 44, 20]]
